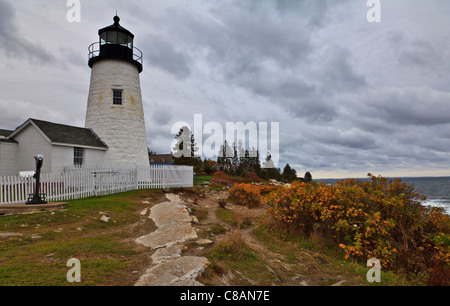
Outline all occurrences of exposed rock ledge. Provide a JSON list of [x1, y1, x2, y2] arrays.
[[135, 194, 209, 286]]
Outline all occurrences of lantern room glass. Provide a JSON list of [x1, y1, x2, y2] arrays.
[[100, 31, 133, 49]]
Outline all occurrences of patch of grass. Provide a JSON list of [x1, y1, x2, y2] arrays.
[[203, 230, 276, 285], [208, 223, 227, 235], [194, 176, 213, 185], [253, 223, 303, 252], [208, 230, 256, 261], [0, 189, 160, 286], [299, 240, 315, 250], [191, 207, 208, 222], [216, 208, 252, 228], [0, 233, 139, 286], [216, 208, 235, 225], [208, 184, 228, 191]]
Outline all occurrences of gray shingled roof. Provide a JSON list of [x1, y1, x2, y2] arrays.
[[0, 129, 17, 143], [0, 139, 18, 144], [30, 119, 108, 149], [0, 129, 13, 138]]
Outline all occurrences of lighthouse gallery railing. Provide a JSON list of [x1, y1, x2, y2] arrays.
[[88, 42, 143, 65]]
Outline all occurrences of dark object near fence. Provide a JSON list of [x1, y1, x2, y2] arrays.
[[218, 199, 227, 209], [26, 154, 47, 205]]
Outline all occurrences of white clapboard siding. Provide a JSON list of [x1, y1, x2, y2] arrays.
[[0, 165, 193, 205]]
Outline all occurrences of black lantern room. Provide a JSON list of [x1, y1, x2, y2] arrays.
[[88, 15, 143, 73]]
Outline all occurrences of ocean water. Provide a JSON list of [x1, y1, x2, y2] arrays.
[[317, 177, 450, 215], [400, 177, 450, 215]]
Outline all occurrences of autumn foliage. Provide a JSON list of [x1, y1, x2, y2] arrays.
[[229, 184, 263, 208], [264, 174, 450, 280], [229, 184, 279, 208], [228, 175, 450, 283]]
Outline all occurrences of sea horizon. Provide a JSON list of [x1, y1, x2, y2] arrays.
[[317, 176, 450, 215], [316, 175, 450, 180]]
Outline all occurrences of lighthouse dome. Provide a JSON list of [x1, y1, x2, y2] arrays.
[[88, 15, 143, 73]]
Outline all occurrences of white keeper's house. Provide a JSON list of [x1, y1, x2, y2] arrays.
[[0, 15, 150, 176]]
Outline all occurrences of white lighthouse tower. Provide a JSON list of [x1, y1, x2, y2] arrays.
[[85, 15, 148, 166]]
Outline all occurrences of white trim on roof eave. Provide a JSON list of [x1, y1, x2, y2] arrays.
[[9, 119, 52, 144], [52, 142, 108, 151]]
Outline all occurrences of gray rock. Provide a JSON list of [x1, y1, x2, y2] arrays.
[[136, 222, 197, 249], [196, 239, 213, 245], [151, 244, 183, 265], [149, 201, 194, 226], [235, 270, 257, 285], [135, 256, 209, 286], [135, 193, 208, 286], [100, 215, 110, 222], [331, 280, 348, 286], [0, 233, 23, 239]]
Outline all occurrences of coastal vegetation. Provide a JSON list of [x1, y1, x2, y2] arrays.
[[228, 174, 450, 285]]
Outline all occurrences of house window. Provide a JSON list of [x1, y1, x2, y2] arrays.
[[112, 89, 123, 105], [74, 147, 84, 166]]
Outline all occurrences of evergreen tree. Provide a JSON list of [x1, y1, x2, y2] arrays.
[[232, 142, 239, 175], [173, 126, 199, 166], [247, 147, 260, 175], [262, 153, 282, 180], [304, 172, 313, 183], [190, 133, 199, 158], [216, 141, 262, 176], [216, 140, 233, 174], [282, 164, 297, 182]]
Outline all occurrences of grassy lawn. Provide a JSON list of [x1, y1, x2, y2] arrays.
[[0, 189, 162, 286], [216, 207, 252, 228], [193, 176, 213, 185]]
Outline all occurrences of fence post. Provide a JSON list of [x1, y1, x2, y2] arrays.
[[162, 165, 166, 189], [135, 166, 139, 190]]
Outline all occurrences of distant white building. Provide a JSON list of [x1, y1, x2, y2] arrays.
[[0, 16, 150, 176]]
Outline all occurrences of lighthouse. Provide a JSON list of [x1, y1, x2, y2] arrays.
[[85, 15, 149, 166]]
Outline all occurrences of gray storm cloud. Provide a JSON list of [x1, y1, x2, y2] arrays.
[[0, 0, 449, 178]]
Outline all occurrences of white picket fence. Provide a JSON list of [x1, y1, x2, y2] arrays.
[[0, 165, 193, 205]]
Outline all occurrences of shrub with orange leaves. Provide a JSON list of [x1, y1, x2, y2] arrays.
[[229, 184, 279, 208], [229, 183, 263, 208], [264, 174, 450, 283], [258, 185, 279, 196]]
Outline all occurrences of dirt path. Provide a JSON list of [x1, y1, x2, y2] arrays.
[[177, 187, 363, 286]]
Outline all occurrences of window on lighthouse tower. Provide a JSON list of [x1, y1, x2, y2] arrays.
[[112, 89, 123, 105]]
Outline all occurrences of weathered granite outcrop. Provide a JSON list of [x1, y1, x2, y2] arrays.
[[135, 194, 209, 286]]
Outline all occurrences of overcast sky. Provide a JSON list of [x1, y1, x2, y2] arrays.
[[1, 0, 450, 178]]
